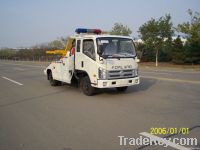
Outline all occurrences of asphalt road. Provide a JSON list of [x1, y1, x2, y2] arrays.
[[0, 60, 200, 150]]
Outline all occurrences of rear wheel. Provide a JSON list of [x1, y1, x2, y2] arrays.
[[48, 71, 61, 86], [80, 76, 95, 96], [116, 86, 128, 92]]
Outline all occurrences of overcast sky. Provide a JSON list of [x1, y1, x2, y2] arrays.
[[0, 0, 200, 48]]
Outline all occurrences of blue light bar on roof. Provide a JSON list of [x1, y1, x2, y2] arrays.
[[75, 28, 102, 34], [75, 28, 87, 33]]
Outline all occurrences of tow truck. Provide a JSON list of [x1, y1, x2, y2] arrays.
[[44, 28, 140, 95]]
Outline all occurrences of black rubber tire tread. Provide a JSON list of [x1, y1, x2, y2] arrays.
[[48, 71, 61, 86], [80, 76, 95, 96]]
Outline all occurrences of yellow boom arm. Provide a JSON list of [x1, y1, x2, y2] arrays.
[[46, 38, 74, 56]]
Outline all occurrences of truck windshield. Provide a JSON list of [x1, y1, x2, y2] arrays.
[[96, 37, 136, 58]]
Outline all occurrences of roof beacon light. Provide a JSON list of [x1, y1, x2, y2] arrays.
[[75, 28, 102, 34]]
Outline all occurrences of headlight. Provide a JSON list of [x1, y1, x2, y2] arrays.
[[135, 69, 138, 76], [133, 69, 138, 76], [98, 68, 107, 79]]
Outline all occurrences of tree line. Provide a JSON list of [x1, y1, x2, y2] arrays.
[[0, 9, 199, 64], [111, 9, 200, 65], [0, 37, 68, 61]]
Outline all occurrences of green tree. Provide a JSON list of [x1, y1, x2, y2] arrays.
[[134, 42, 145, 60], [0, 48, 16, 59], [172, 36, 185, 64], [139, 14, 174, 66], [110, 23, 132, 36], [177, 9, 200, 64], [48, 39, 65, 49], [60, 36, 68, 46], [160, 38, 173, 62]]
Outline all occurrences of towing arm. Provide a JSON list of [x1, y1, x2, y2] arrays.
[[46, 38, 74, 56]]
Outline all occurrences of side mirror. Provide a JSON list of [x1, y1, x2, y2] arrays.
[[97, 45, 103, 55], [135, 57, 140, 63]]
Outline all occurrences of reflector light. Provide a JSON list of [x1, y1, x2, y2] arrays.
[[94, 29, 101, 34], [75, 28, 102, 34]]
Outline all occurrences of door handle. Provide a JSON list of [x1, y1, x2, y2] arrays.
[[81, 61, 84, 68]]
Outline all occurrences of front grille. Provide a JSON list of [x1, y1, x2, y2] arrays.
[[124, 73, 132, 76], [109, 70, 120, 73], [123, 69, 132, 72], [107, 69, 135, 79], [110, 74, 120, 78]]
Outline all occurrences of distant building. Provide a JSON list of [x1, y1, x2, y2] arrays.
[[134, 35, 187, 45]]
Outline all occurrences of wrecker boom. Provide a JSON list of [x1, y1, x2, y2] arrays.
[[46, 38, 74, 56]]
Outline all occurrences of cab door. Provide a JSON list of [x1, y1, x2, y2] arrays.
[[75, 39, 98, 84], [74, 39, 82, 70]]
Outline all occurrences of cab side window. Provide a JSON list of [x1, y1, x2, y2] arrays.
[[76, 40, 81, 52], [83, 39, 96, 60]]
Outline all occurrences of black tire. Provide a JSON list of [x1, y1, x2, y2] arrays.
[[80, 76, 95, 96], [48, 71, 61, 86], [116, 86, 128, 92]]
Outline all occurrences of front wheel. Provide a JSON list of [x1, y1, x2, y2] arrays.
[[80, 76, 95, 96], [116, 86, 128, 92], [48, 72, 61, 86]]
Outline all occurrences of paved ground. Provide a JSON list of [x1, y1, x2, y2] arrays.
[[0, 60, 200, 150]]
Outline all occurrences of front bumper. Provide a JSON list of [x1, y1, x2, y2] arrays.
[[94, 77, 140, 88]]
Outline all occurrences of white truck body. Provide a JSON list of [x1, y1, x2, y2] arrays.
[[44, 32, 140, 95]]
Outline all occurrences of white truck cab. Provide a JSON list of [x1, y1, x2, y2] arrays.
[[44, 28, 140, 95]]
